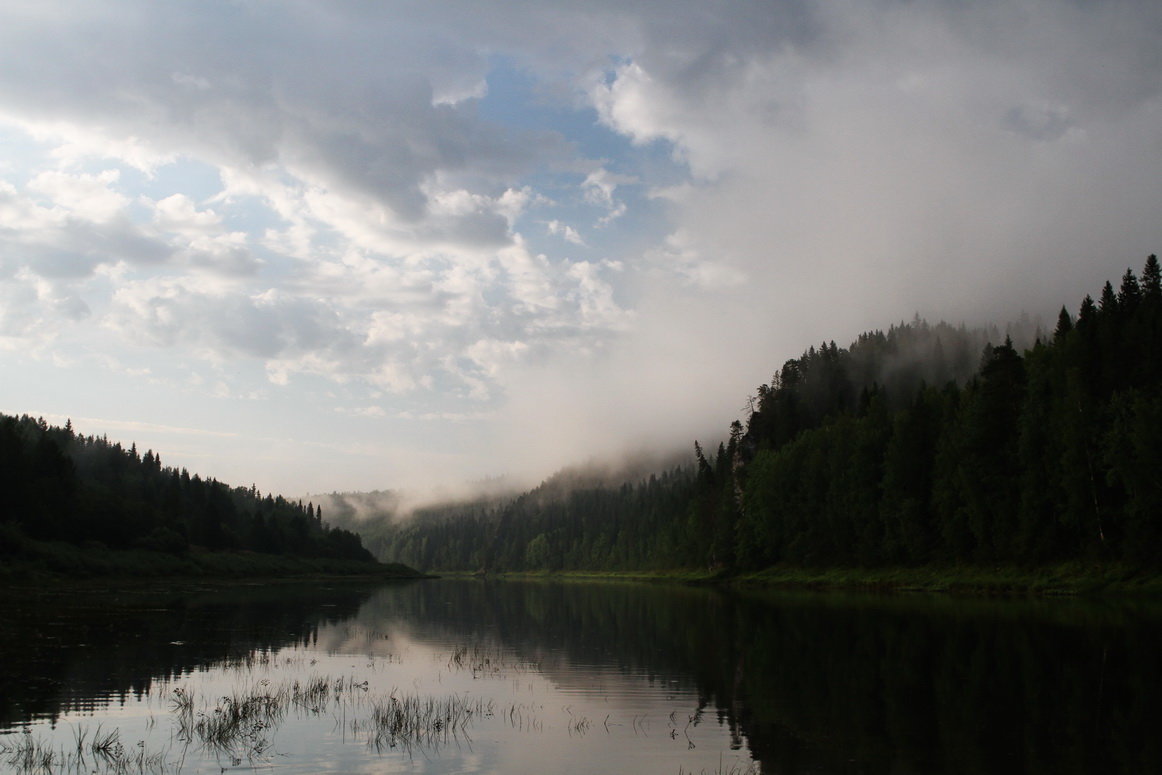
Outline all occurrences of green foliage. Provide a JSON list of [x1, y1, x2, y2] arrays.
[[735, 256, 1162, 570], [366, 467, 699, 573], [0, 414, 379, 566], [325, 255, 1162, 576]]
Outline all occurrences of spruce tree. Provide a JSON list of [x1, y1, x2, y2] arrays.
[[1142, 254, 1161, 301], [1054, 307, 1073, 340]]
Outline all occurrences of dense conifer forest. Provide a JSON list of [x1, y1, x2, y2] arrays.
[[357, 256, 1162, 574], [5, 257, 1159, 579], [0, 415, 378, 566]]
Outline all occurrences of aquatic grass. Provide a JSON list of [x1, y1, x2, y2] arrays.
[[169, 686, 193, 716], [167, 674, 496, 761], [69, 724, 88, 758], [367, 691, 493, 753], [678, 757, 761, 775], [8, 659, 703, 772], [0, 730, 56, 773], [191, 684, 287, 761], [565, 708, 591, 737], [446, 643, 537, 679], [89, 724, 121, 758], [88, 727, 169, 774], [504, 702, 544, 733], [287, 673, 369, 713], [1, 726, 170, 775]]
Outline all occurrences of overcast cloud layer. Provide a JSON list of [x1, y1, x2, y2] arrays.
[[2, 0, 1160, 495]]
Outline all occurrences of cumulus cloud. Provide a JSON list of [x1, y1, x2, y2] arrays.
[[152, 194, 222, 234], [581, 169, 634, 226], [28, 169, 128, 222], [546, 220, 585, 245], [1, 0, 1160, 494]]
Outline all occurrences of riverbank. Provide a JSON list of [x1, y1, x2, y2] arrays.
[[0, 531, 426, 584], [731, 562, 1162, 596], [430, 562, 1162, 596]]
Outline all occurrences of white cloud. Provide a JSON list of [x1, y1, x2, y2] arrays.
[[545, 219, 584, 245], [152, 193, 222, 234], [1, 0, 1160, 494], [17, 119, 177, 174], [28, 169, 128, 222], [582, 168, 636, 226], [495, 187, 541, 226], [591, 62, 674, 146], [566, 260, 630, 329]]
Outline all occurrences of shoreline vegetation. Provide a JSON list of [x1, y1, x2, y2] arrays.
[[2, 525, 1158, 597], [6, 526, 1159, 597], [0, 525, 426, 585], [433, 563, 1162, 597], [0, 411, 423, 583]]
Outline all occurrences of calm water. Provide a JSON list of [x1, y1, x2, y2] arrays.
[[0, 579, 1159, 774]]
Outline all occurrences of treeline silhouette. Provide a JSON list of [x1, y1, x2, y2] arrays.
[[368, 255, 1161, 572], [0, 415, 375, 563]]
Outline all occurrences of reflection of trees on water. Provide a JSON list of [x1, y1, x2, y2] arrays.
[[4, 579, 1161, 774], [727, 594, 1162, 775], [349, 581, 1162, 775], [0, 582, 384, 729]]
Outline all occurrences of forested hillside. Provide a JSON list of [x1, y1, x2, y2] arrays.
[[365, 256, 1162, 573], [0, 415, 377, 564], [353, 466, 699, 572]]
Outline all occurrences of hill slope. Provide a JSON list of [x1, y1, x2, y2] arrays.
[[0, 415, 419, 579], [359, 255, 1162, 576]]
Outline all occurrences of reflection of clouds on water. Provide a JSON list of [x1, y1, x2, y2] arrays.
[[303, 621, 727, 773], [0, 579, 747, 774], [296, 581, 757, 773], [4, 578, 1161, 773]]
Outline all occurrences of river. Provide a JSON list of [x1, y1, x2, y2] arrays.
[[1, 578, 1158, 773]]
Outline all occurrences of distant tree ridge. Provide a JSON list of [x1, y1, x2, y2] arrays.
[[362, 255, 1162, 573], [0, 416, 376, 563]]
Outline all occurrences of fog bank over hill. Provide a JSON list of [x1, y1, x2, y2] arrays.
[[311, 447, 694, 527], [315, 310, 1045, 527]]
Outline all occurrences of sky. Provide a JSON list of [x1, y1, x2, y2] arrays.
[[1, 0, 1160, 498]]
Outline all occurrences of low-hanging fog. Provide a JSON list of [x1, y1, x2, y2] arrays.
[[1, 1, 1159, 497]]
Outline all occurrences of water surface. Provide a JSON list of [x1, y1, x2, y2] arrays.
[[0, 579, 1158, 773]]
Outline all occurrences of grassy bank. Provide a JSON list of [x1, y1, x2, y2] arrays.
[[730, 562, 1162, 596], [427, 563, 1162, 596], [0, 528, 425, 584], [434, 569, 724, 584]]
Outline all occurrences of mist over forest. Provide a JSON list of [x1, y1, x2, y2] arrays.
[[315, 312, 1048, 524], [322, 257, 1162, 574], [3, 256, 1160, 582]]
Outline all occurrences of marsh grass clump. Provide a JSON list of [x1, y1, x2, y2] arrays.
[[678, 760, 761, 775], [564, 707, 591, 737], [290, 674, 333, 714], [368, 691, 493, 752], [504, 702, 544, 733], [191, 685, 286, 760], [63, 674, 495, 768], [446, 643, 536, 679], [169, 686, 194, 717], [0, 731, 56, 773], [1, 725, 168, 775]]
